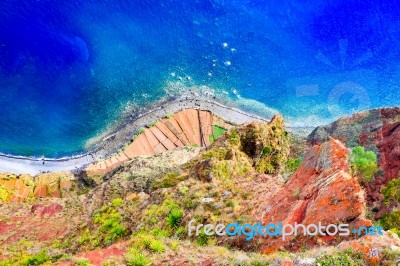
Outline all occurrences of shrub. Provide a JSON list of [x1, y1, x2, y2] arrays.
[[93, 206, 127, 245], [285, 157, 301, 174], [382, 178, 400, 204], [262, 146, 272, 156], [170, 240, 179, 251], [21, 251, 50, 266], [149, 239, 165, 253], [152, 172, 186, 189], [166, 208, 183, 229], [379, 209, 400, 232], [149, 227, 170, 237], [75, 258, 91, 266], [0, 187, 10, 202], [125, 249, 150, 266], [111, 198, 124, 207], [350, 146, 378, 182], [389, 228, 400, 237], [316, 250, 364, 265], [132, 232, 165, 253], [380, 248, 400, 264], [196, 231, 209, 246]]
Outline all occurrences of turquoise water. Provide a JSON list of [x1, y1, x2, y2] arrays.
[[1, 0, 400, 157]]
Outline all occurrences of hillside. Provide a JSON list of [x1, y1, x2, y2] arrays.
[[0, 109, 400, 265]]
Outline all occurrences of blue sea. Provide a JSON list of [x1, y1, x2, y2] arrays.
[[1, 0, 400, 157]]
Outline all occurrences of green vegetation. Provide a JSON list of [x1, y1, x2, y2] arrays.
[[0, 248, 66, 266], [149, 227, 170, 237], [125, 249, 150, 266], [241, 116, 290, 174], [382, 178, 400, 204], [21, 251, 50, 266], [350, 146, 378, 182], [76, 198, 128, 248], [380, 249, 400, 264], [94, 204, 127, 245], [0, 186, 10, 202], [132, 233, 166, 253], [111, 198, 124, 207], [166, 207, 183, 229], [75, 258, 91, 266], [147, 120, 157, 128], [285, 157, 302, 174], [316, 249, 364, 265], [209, 125, 227, 144], [142, 199, 185, 233], [152, 172, 186, 190], [228, 129, 240, 145], [379, 209, 400, 233], [196, 231, 209, 246], [125, 231, 170, 266]]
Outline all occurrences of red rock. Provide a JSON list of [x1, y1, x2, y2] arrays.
[[14, 179, 24, 190], [31, 203, 63, 217], [49, 190, 61, 198], [0, 221, 15, 235], [2, 179, 15, 190], [338, 233, 400, 264], [11, 185, 32, 201], [256, 138, 368, 253], [307, 107, 400, 218], [33, 185, 47, 197], [202, 258, 214, 266], [60, 180, 72, 191], [76, 241, 127, 266]]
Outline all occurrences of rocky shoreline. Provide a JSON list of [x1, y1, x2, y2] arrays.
[[0, 96, 282, 175]]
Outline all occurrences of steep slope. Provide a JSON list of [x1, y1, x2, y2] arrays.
[[307, 107, 400, 220], [1, 114, 400, 265]]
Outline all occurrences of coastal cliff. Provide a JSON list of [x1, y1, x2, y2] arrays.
[[0, 108, 399, 265]]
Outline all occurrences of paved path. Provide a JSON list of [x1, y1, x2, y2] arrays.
[[0, 97, 270, 175]]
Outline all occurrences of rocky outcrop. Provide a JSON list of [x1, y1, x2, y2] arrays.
[[1, 115, 400, 265], [307, 107, 400, 215], [308, 107, 400, 182], [256, 138, 371, 253], [190, 114, 290, 182], [0, 172, 77, 202]]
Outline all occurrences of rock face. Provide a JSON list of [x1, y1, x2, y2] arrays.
[[190, 114, 290, 182], [0, 172, 77, 202], [1, 115, 400, 265], [0, 200, 82, 248], [257, 138, 370, 253], [308, 107, 400, 182], [307, 107, 400, 213]]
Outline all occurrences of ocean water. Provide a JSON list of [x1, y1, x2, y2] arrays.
[[1, 0, 400, 157]]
